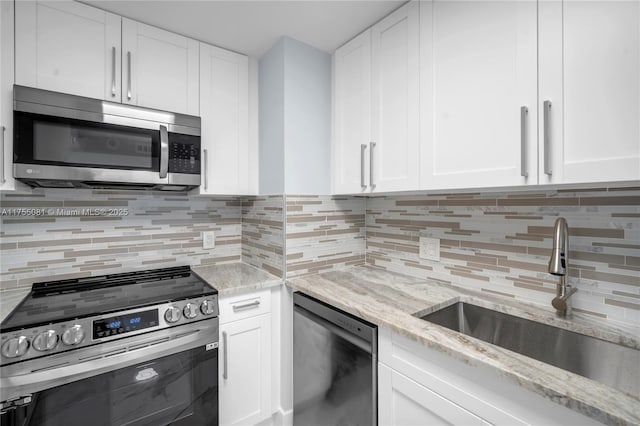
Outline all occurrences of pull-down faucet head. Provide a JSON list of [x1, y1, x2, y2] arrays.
[[548, 217, 569, 276], [548, 217, 576, 317]]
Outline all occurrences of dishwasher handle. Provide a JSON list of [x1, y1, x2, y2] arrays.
[[294, 304, 373, 354]]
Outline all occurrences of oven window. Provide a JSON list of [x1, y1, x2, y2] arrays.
[[14, 112, 160, 172], [13, 346, 217, 426]]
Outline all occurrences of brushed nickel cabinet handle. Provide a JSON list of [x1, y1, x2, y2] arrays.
[[159, 125, 168, 179], [203, 148, 208, 190], [544, 100, 552, 176], [232, 301, 260, 312], [127, 51, 132, 101], [111, 47, 116, 97], [370, 141, 376, 188], [520, 106, 528, 178], [222, 331, 228, 380], [360, 144, 367, 188], [1, 126, 5, 184]]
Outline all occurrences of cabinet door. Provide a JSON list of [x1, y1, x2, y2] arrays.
[[122, 19, 199, 115], [333, 30, 372, 194], [424, 0, 537, 189], [197, 43, 249, 195], [371, 1, 420, 192], [1, 0, 16, 191], [219, 314, 272, 426], [15, 1, 121, 101], [379, 363, 487, 426], [539, 0, 640, 184]]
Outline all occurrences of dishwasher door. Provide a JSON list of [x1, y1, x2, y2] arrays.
[[293, 292, 377, 426]]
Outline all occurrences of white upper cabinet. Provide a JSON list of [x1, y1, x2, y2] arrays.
[[122, 19, 199, 115], [196, 43, 250, 195], [15, 1, 121, 102], [539, 0, 640, 184], [422, 0, 538, 190], [15, 2, 199, 115], [332, 1, 419, 194], [333, 30, 372, 194], [1, 0, 18, 191], [371, 1, 420, 192]]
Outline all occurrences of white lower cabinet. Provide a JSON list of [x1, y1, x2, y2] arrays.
[[219, 290, 272, 426], [379, 363, 487, 426], [378, 328, 600, 426]]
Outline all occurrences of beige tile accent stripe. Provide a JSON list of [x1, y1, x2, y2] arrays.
[[241, 196, 285, 278]]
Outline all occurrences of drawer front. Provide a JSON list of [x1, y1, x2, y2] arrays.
[[219, 289, 271, 324]]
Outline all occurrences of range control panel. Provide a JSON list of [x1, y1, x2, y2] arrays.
[[0, 295, 218, 365]]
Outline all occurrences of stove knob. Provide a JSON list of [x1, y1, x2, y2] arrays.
[[1, 336, 30, 358], [164, 306, 182, 323], [62, 325, 85, 346], [200, 299, 217, 316], [183, 303, 198, 319], [33, 330, 58, 352]]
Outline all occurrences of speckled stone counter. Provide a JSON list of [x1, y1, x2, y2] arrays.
[[0, 288, 31, 325], [192, 263, 282, 297], [287, 265, 640, 425]]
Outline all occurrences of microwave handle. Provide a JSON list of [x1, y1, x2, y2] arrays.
[[159, 125, 169, 179]]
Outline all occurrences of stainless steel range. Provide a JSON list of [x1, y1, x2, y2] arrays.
[[0, 266, 219, 426]]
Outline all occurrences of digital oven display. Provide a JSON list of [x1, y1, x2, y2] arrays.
[[93, 309, 159, 339]]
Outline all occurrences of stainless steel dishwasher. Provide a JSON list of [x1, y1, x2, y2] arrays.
[[293, 292, 377, 426]]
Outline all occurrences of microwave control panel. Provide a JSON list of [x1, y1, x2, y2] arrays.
[[169, 134, 200, 174]]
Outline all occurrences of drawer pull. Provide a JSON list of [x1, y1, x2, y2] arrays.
[[232, 301, 260, 312]]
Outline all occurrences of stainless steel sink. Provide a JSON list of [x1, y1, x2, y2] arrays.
[[420, 302, 640, 397]]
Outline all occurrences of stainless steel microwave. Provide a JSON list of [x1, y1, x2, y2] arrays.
[[12, 85, 201, 191]]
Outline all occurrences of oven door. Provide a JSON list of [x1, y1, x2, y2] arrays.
[[1, 328, 218, 426]]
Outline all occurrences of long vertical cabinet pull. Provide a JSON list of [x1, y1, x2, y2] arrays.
[[520, 107, 528, 177], [222, 331, 228, 380], [370, 142, 376, 188], [127, 51, 132, 100], [203, 148, 209, 191], [360, 144, 367, 188], [111, 47, 116, 97], [0, 126, 5, 184], [543, 100, 552, 175]]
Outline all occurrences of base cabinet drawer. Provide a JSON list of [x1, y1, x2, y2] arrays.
[[379, 363, 488, 426]]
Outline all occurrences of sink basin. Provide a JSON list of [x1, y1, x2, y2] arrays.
[[420, 302, 640, 398]]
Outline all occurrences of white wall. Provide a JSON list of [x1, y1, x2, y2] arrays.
[[258, 37, 331, 194], [259, 39, 285, 194]]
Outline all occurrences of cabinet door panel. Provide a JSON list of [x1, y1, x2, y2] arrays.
[[219, 314, 271, 426], [379, 363, 485, 426], [197, 44, 249, 195], [426, 0, 537, 189], [371, 1, 420, 192], [1, 0, 17, 191], [333, 30, 372, 194], [122, 19, 199, 115], [15, 1, 121, 101], [539, 0, 640, 184]]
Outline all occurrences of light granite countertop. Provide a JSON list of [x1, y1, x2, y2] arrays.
[[192, 262, 282, 297], [0, 287, 31, 325], [287, 265, 640, 426]]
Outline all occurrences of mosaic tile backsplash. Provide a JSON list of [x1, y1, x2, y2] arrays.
[[242, 195, 285, 278], [285, 195, 365, 277], [366, 187, 640, 326], [0, 189, 242, 290]]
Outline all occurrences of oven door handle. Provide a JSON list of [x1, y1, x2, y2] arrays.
[[159, 125, 169, 179], [0, 326, 216, 402]]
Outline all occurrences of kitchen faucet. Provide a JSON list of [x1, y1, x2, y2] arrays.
[[548, 217, 577, 317]]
